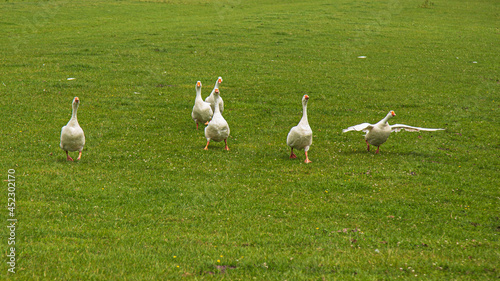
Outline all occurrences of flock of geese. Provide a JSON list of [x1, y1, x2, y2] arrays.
[[60, 77, 445, 163]]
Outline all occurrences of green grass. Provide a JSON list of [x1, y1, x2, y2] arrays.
[[1, 0, 499, 279]]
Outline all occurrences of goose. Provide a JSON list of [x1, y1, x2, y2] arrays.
[[287, 95, 312, 163], [342, 110, 445, 153], [60, 97, 85, 161], [191, 81, 213, 130], [205, 76, 224, 113], [204, 89, 230, 150]]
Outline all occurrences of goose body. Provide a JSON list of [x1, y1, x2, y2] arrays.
[[204, 89, 230, 150], [343, 110, 445, 153], [191, 81, 213, 129], [287, 95, 312, 163], [60, 97, 85, 161], [205, 77, 224, 113]]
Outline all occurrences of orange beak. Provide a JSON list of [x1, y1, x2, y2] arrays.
[[75, 97, 80, 102], [197, 81, 201, 87], [391, 111, 396, 116], [218, 78, 222, 83], [304, 95, 309, 99], [215, 89, 219, 93]]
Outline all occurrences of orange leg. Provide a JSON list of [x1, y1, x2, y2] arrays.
[[224, 139, 229, 151], [290, 148, 297, 159], [196, 122, 199, 130], [66, 151, 73, 161], [304, 151, 312, 163], [366, 140, 370, 152], [204, 141, 210, 150], [77, 151, 82, 160], [375, 146, 380, 154]]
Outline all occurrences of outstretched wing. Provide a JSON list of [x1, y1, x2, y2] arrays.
[[390, 124, 445, 132], [342, 123, 373, 133]]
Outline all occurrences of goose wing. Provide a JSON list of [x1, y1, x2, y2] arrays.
[[342, 123, 373, 133], [390, 124, 445, 132]]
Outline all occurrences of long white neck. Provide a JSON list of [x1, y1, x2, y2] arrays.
[[379, 113, 393, 125], [70, 103, 79, 125], [196, 87, 203, 101], [214, 95, 221, 114], [299, 102, 308, 125]]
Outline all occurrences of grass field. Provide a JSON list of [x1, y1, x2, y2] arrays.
[[1, 0, 499, 279]]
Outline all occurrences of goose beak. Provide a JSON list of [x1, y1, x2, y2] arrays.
[[197, 81, 201, 87], [218, 78, 222, 83], [215, 89, 219, 94], [304, 95, 309, 100], [74, 97, 80, 103], [391, 111, 395, 116]]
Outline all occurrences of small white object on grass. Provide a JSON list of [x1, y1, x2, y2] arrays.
[[67, 78, 76, 80], [357, 56, 367, 59]]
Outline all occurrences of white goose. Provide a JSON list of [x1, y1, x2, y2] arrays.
[[191, 81, 213, 130], [204, 89, 230, 150], [60, 97, 85, 161], [343, 110, 445, 153], [205, 76, 224, 113], [287, 95, 312, 163]]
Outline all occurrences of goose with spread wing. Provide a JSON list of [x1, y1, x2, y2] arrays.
[[60, 97, 85, 161], [343, 110, 444, 154]]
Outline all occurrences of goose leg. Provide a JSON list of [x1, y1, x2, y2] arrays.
[[77, 151, 82, 160], [304, 151, 312, 163], [224, 139, 229, 151], [375, 146, 380, 154], [366, 140, 370, 152], [289, 148, 297, 159], [204, 121, 209, 125], [196, 122, 199, 130], [66, 151, 73, 161], [204, 141, 210, 150]]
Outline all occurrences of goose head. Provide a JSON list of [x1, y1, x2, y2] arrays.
[[70, 97, 81, 121], [302, 94, 309, 106], [381, 110, 396, 123], [73, 97, 80, 109], [217, 77, 223, 85], [385, 110, 396, 119]]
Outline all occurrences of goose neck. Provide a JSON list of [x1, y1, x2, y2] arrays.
[[214, 96, 221, 114], [196, 88, 202, 100], [300, 103, 308, 125], [72, 104, 78, 120]]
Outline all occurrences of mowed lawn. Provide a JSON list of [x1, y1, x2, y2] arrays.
[[1, 0, 498, 279]]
